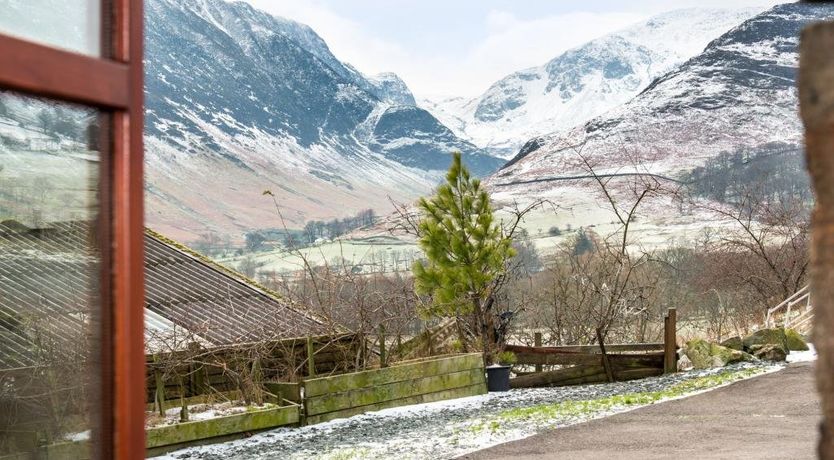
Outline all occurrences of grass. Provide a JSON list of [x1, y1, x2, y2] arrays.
[[494, 367, 765, 426]]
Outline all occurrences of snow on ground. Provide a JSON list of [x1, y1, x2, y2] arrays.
[[787, 344, 817, 364], [154, 362, 780, 460], [147, 401, 278, 428]]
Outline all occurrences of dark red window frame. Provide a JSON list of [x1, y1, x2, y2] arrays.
[[0, 1, 146, 458]]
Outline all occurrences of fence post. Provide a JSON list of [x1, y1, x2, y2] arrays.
[[306, 336, 316, 377], [187, 341, 205, 397], [379, 324, 387, 368], [664, 308, 677, 374], [534, 332, 543, 373], [153, 354, 165, 416]]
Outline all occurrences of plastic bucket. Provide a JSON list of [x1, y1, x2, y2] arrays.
[[486, 365, 511, 392]]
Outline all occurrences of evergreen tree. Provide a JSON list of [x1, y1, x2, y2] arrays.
[[413, 152, 514, 360], [572, 227, 595, 256]]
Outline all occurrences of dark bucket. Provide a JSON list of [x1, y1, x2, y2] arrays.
[[486, 365, 511, 392]]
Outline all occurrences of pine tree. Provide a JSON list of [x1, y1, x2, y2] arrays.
[[412, 152, 514, 361], [572, 227, 595, 256]]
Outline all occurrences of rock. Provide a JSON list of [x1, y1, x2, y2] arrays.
[[785, 328, 809, 351], [749, 343, 787, 361], [684, 338, 752, 369], [720, 336, 744, 351], [742, 328, 788, 354], [677, 354, 694, 371]]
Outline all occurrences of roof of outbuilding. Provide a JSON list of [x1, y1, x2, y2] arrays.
[[0, 221, 331, 371], [143, 229, 330, 346]]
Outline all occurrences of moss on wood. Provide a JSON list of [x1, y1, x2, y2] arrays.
[[145, 405, 300, 449], [303, 353, 483, 397], [305, 368, 484, 416], [305, 382, 487, 425]]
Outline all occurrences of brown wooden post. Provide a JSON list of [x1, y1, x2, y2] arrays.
[[664, 308, 677, 374], [596, 328, 615, 383], [187, 342, 204, 397], [379, 324, 388, 368], [153, 354, 165, 416], [306, 336, 316, 377], [534, 332, 543, 373], [799, 21, 834, 458], [425, 327, 435, 356]]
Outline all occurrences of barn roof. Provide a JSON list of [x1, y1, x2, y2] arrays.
[[0, 221, 331, 371], [143, 229, 330, 346]]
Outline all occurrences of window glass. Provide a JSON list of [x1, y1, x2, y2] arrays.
[[0, 91, 102, 456], [0, 0, 101, 56]]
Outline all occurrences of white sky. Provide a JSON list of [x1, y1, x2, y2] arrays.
[[239, 0, 783, 98]]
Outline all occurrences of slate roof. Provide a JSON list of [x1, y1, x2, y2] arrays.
[[0, 221, 329, 371]]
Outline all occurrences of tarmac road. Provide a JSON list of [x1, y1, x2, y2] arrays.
[[463, 362, 820, 460]]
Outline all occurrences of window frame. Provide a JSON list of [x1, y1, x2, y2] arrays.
[[0, 1, 145, 458]]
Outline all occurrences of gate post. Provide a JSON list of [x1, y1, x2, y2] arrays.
[[663, 308, 677, 374]]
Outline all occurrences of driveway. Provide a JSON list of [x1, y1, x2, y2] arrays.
[[463, 362, 820, 460]]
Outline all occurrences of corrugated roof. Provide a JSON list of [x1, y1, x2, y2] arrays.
[[0, 221, 95, 370], [0, 221, 330, 370], [144, 231, 329, 345]]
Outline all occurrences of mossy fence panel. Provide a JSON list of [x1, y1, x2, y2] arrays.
[[302, 353, 486, 425], [145, 333, 363, 405], [145, 404, 300, 456]]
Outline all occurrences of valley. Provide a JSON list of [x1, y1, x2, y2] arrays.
[[199, 3, 829, 278]]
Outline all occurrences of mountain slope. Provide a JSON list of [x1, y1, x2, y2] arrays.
[[144, 0, 502, 241], [423, 8, 763, 158], [487, 3, 832, 240]]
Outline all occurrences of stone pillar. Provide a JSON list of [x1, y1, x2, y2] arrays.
[[799, 20, 834, 459]]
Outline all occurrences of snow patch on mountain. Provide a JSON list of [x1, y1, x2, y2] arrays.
[[422, 8, 765, 158], [367, 72, 417, 106], [486, 3, 832, 245], [144, 0, 500, 241]]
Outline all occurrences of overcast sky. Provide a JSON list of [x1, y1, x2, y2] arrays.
[[239, 0, 783, 99]]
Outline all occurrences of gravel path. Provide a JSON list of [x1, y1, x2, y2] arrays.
[[157, 362, 781, 460], [464, 362, 819, 460]]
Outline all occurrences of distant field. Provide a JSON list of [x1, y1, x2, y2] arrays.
[[218, 235, 420, 275], [219, 184, 734, 276]]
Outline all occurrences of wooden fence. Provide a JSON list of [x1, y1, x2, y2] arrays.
[[302, 353, 487, 425], [145, 333, 363, 405], [509, 308, 678, 388]]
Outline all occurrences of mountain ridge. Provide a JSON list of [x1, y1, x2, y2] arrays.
[[489, 2, 832, 228], [144, 0, 503, 242], [422, 7, 764, 158]]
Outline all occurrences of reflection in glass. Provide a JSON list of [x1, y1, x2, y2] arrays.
[[0, 0, 101, 56], [0, 91, 101, 456]]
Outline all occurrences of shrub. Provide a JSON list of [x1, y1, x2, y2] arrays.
[[496, 351, 517, 365]]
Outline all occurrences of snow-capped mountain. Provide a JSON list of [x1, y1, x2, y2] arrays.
[[490, 3, 832, 210], [144, 0, 502, 241], [367, 73, 417, 106], [423, 8, 764, 158]]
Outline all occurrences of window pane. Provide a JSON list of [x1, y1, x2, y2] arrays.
[[0, 0, 101, 56], [0, 91, 102, 457]]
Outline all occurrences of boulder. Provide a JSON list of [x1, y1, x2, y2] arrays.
[[677, 354, 694, 371], [742, 328, 788, 354], [684, 339, 752, 369], [749, 343, 787, 362], [720, 336, 744, 351], [785, 328, 809, 351]]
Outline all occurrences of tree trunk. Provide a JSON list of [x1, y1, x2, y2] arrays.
[[799, 21, 834, 459]]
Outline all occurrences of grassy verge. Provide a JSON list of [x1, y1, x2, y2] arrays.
[[475, 366, 766, 431]]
